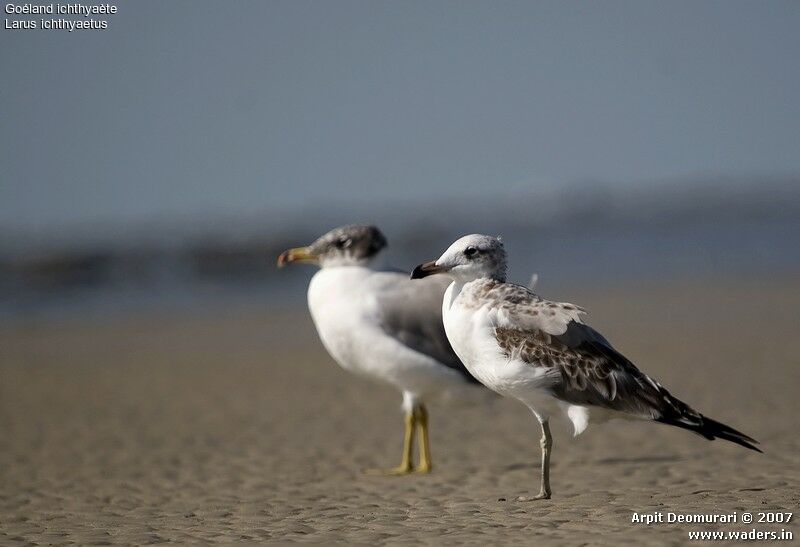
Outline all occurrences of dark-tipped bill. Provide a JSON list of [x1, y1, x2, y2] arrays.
[[410, 260, 449, 279], [277, 246, 318, 268]]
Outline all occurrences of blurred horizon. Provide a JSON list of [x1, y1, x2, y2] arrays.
[[1, 173, 798, 250], [2, 173, 798, 323]]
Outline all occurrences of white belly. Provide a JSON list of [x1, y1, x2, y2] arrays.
[[307, 268, 477, 401], [308, 267, 378, 378], [442, 282, 561, 417]]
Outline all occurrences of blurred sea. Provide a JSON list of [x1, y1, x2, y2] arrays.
[[1, 179, 798, 324]]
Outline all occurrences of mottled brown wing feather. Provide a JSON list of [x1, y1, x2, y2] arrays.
[[491, 289, 760, 451], [494, 322, 696, 419]]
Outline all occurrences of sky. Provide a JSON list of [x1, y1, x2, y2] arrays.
[[1, 0, 799, 233]]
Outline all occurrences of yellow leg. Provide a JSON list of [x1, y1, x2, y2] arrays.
[[415, 405, 433, 473], [365, 410, 416, 475]]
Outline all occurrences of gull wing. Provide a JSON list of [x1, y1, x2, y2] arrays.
[[372, 271, 480, 384], [481, 281, 587, 337], [488, 283, 759, 451]]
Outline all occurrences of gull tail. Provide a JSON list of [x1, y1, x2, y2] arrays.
[[656, 413, 762, 453]]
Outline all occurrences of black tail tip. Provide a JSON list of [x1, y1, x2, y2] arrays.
[[657, 415, 762, 453], [718, 434, 762, 453], [701, 416, 762, 453]]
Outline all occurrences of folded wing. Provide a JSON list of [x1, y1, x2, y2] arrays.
[[374, 272, 480, 384], [490, 283, 760, 451]]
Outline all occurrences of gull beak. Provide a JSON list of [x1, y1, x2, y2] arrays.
[[277, 246, 318, 268], [410, 260, 450, 279]]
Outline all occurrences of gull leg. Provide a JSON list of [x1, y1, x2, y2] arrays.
[[414, 404, 432, 474], [517, 418, 552, 501], [365, 410, 416, 475]]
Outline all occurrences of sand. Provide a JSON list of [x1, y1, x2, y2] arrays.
[[1, 278, 798, 544]]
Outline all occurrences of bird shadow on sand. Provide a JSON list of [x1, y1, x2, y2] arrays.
[[502, 454, 679, 472], [592, 455, 681, 465], [502, 462, 539, 472]]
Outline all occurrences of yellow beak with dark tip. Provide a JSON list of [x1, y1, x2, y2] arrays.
[[277, 246, 318, 268]]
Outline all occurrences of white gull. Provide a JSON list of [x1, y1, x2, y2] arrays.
[[412, 234, 760, 499], [278, 225, 486, 474]]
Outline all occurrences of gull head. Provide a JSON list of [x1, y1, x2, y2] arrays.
[[411, 234, 507, 283], [278, 224, 388, 268]]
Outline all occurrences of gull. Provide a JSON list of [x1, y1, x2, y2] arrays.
[[278, 225, 485, 474], [412, 234, 760, 499]]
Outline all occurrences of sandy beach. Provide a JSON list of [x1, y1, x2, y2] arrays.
[[1, 278, 798, 544]]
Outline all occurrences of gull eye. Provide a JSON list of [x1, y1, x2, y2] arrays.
[[463, 246, 478, 258], [335, 238, 351, 249]]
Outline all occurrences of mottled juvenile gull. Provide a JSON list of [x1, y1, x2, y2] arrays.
[[412, 234, 760, 499], [278, 225, 485, 474]]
